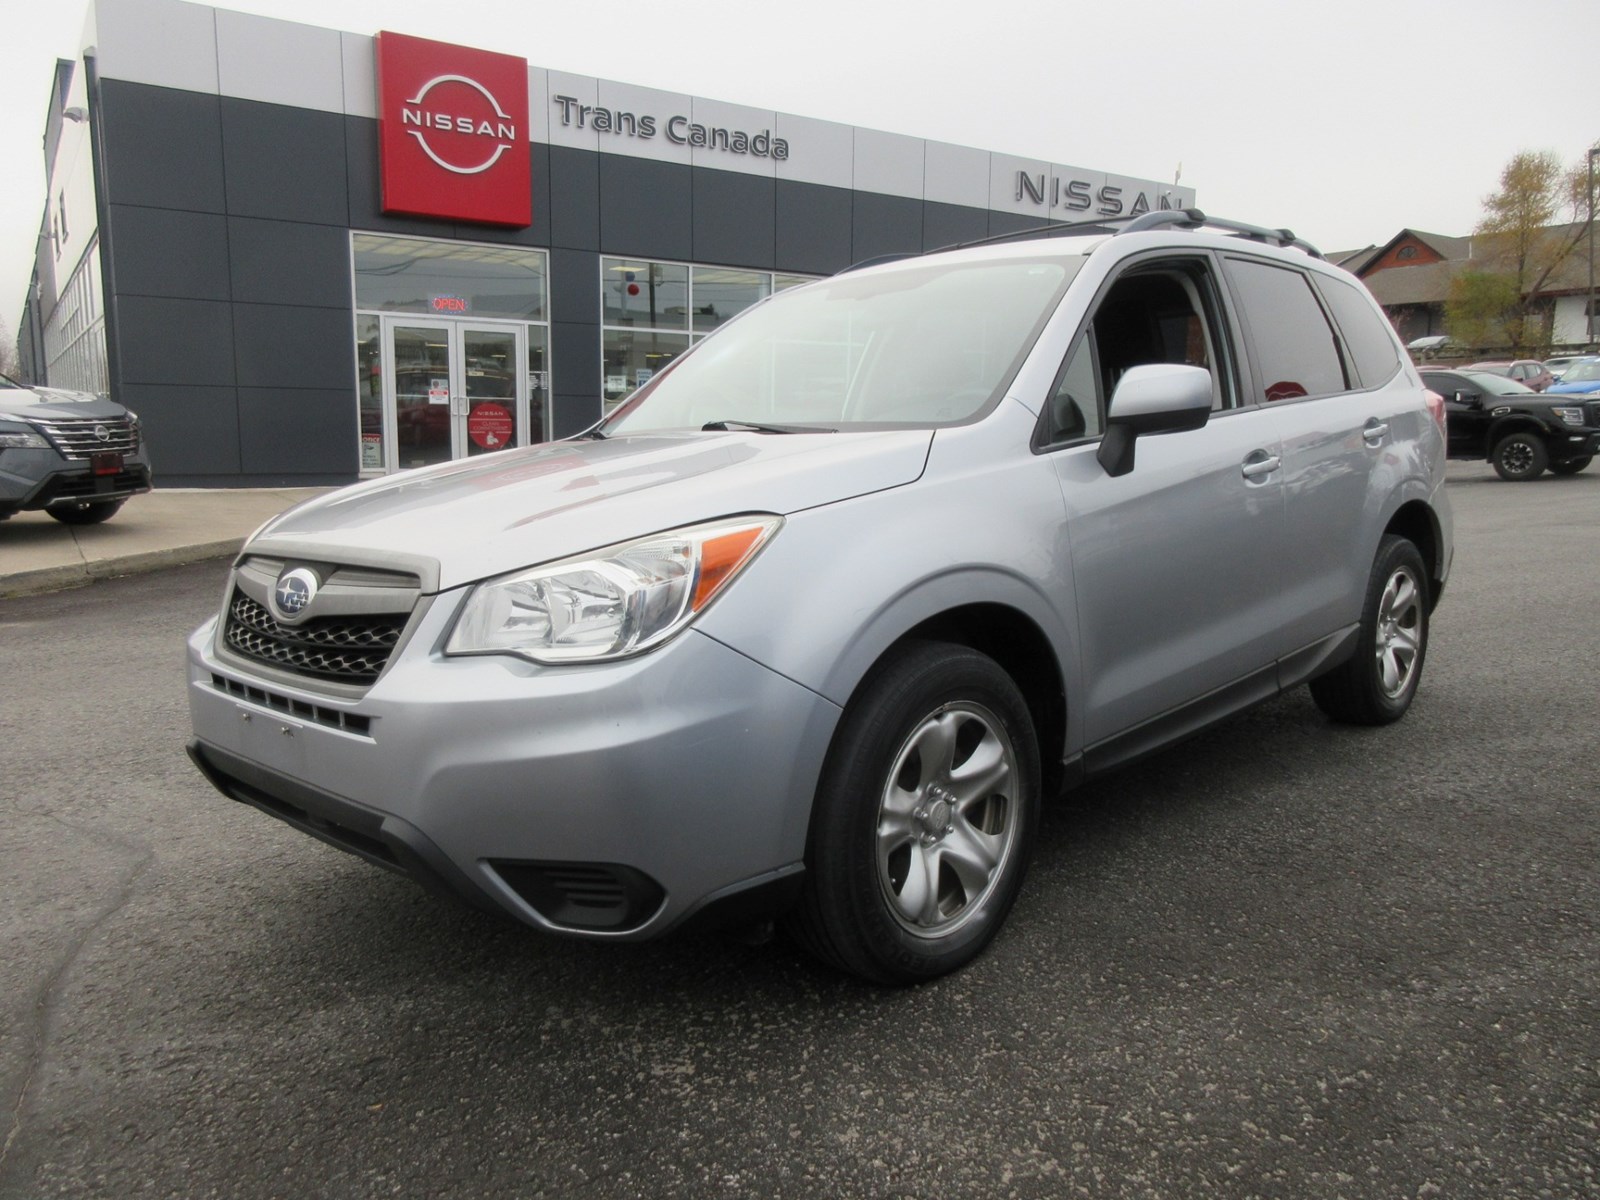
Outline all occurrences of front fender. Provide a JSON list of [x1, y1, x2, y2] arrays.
[[697, 431, 1082, 752]]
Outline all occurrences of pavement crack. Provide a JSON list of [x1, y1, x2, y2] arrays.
[[0, 841, 153, 1177]]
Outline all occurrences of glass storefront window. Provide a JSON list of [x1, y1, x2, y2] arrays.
[[599, 259, 819, 412], [691, 267, 770, 333], [353, 234, 551, 475], [353, 235, 548, 321], [602, 330, 691, 408], [602, 259, 690, 329]]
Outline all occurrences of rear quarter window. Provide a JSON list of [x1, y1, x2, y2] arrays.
[[1316, 273, 1402, 388]]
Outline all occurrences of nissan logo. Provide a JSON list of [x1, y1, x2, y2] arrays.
[[94, 424, 110, 441], [272, 567, 320, 620]]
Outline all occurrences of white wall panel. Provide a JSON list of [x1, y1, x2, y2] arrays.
[[216, 8, 343, 112], [92, 0, 218, 93], [924, 141, 990, 209], [772, 112, 853, 189], [853, 128, 923, 200]]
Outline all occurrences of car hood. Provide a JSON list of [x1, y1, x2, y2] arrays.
[[0, 384, 127, 422], [250, 430, 933, 591], [1546, 380, 1600, 395]]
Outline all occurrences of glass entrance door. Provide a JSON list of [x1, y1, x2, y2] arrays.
[[383, 318, 529, 470]]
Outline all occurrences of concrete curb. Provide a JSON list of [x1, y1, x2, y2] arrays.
[[0, 538, 243, 599]]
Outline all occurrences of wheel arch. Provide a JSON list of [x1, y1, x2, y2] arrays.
[[839, 602, 1070, 801], [1484, 415, 1553, 454], [1384, 499, 1445, 611]]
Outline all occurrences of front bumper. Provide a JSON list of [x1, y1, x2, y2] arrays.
[[186, 601, 839, 939], [1552, 429, 1600, 460], [0, 446, 152, 513]]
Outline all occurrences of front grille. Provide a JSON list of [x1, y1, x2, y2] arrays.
[[1586, 401, 1600, 429], [30, 415, 139, 459], [223, 591, 406, 685]]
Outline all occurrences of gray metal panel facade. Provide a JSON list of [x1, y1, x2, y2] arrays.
[[90, 73, 1188, 486]]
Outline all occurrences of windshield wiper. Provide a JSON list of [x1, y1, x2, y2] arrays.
[[701, 420, 835, 434]]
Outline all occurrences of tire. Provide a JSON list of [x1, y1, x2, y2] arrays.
[[1550, 456, 1591, 476], [1490, 432, 1548, 481], [47, 499, 126, 525], [788, 641, 1040, 985], [1310, 535, 1429, 726]]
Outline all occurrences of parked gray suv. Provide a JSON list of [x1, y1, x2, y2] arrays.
[[186, 211, 1452, 984], [1, 373, 151, 523]]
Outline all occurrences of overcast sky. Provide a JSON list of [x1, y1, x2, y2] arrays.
[[3, 0, 1597, 344]]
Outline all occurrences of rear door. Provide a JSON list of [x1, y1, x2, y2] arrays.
[[1221, 257, 1418, 657]]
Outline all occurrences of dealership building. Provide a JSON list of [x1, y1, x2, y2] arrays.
[[19, 0, 1195, 487]]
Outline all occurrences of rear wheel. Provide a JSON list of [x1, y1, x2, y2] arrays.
[[1550, 456, 1591, 476], [47, 499, 126, 525], [1490, 432, 1547, 481], [788, 641, 1039, 984], [1310, 535, 1429, 725]]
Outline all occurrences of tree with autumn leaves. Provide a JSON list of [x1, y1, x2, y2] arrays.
[[1446, 148, 1596, 354]]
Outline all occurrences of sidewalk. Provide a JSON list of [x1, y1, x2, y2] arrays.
[[0, 488, 332, 598]]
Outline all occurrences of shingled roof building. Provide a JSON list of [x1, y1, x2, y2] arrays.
[[1329, 225, 1598, 354]]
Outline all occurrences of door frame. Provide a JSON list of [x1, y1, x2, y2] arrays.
[[378, 315, 532, 473]]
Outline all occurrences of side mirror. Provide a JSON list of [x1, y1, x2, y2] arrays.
[[1096, 364, 1212, 478]]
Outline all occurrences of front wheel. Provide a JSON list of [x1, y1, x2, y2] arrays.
[[788, 641, 1039, 984], [1490, 432, 1548, 481], [1310, 535, 1429, 725], [47, 499, 126, 525], [1550, 456, 1591, 476]]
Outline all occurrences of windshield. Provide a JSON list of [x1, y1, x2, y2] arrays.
[[1559, 360, 1600, 383], [601, 256, 1079, 434], [1456, 371, 1534, 395]]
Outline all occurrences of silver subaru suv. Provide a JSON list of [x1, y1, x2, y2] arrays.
[[186, 211, 1452, 984]]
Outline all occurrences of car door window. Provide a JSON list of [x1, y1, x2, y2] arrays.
[[1041, 257, 1235, 446], [1226, 258, 1348, 402]]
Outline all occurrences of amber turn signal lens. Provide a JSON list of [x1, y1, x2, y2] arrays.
[[692, 525, 770, 611]]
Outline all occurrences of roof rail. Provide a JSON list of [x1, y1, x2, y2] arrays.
[[946, 213, 1140, 253], [834, 208, 1324, 275], [1120, 208, 1323, 258]]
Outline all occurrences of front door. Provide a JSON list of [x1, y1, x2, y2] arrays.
[[384, 318, 529, 471]]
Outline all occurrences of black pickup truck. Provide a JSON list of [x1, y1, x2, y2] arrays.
[[1420, 368, 1600, 481]]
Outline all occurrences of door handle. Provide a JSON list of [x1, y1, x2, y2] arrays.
[[1363, 420, 1390, 445], [1241, 452, 1281, 480]]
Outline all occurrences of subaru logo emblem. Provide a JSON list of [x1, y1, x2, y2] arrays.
[[272, 567, 319, 620], [94, 424, 110, 442]]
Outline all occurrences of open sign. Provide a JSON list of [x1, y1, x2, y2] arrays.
[[430, 294, 470, 313]]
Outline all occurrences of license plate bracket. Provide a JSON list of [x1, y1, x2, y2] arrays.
[[90, 451, 122, 476]]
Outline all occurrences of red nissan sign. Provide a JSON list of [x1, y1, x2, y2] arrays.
[[375, 32, 532, 227]]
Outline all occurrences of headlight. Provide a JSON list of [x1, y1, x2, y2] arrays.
[[1551, 406, 1584, 426], [446, 515, 782, 663], [0, 425, 48, 449]]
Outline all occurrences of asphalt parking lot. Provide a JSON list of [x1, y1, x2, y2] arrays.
[[1, 461, 1597, 1199]]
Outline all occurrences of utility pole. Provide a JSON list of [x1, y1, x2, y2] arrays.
[[1588, 146, 1598, 348]]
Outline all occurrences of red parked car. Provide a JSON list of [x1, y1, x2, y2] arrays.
[[1467, 360, 1555, 392]]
